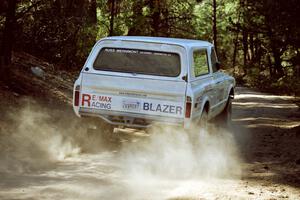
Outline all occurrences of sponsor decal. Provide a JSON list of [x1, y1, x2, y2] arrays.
[[81, 94, 112, 110], [104, 48, 174, 57], [143, 102, 182, 115], [119, 91, 147, 97], [122, 100, 141, 111]]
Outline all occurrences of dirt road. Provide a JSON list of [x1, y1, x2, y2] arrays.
[[0, 87, 299, 200]]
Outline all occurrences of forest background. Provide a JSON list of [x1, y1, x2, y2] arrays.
[[0, 0, 299, 95]]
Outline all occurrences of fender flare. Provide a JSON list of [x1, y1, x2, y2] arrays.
[[200, 96, 210, 116], [227, 84, 235, 99]]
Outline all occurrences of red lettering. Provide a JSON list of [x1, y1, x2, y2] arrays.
[[82, 94, 91, 107], [98, 96, 112, 102], [99, 96, 105, 101]]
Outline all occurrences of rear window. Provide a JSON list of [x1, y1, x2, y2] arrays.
[[93, 48, 181, 77]]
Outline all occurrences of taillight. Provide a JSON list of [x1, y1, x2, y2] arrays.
[[185, 96, 192, 118], [74, 85, 80, 106]]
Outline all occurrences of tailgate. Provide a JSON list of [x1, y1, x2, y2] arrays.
[[79, 73, 186, 119]]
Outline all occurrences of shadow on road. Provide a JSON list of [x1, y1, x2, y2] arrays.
[[232, 87, 300, 189]]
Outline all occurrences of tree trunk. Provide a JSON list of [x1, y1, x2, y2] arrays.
[[266, 24, 284, 77], [212, 0, 218, 53], [232, 32, 239, 68], [88, 0, 97, 44], [242, 30, 248, 69], [271, 46, 284, 77], [109, 0, 115, 36], [0, 0, 17, 80], [149, 0, 161, 36], [249, 33, 254, 62], [88, 0, 97, 25], [128, 0, 144, 36], [267, 54, 274, 76], [254, 35, 262, 67], [232, 4, 242, 70]]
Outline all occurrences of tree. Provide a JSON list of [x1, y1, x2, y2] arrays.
[[0, 0, 17, 79], [212, 0, 217, 53], [109, 0, 116, 36], [0, 0, 298, 94], [11, 0, 99, 68], [127, 0, 145, 36]]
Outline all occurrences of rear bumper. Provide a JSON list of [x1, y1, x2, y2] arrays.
[[78, 107, 184, 128]]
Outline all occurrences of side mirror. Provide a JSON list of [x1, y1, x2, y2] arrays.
[[215, 62, 221, 71]]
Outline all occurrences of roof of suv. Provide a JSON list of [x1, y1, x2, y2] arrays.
[[103, 36, 213, 49]]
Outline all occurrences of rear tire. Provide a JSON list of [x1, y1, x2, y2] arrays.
[[218, 97, 232, 129], [187, 109, 209, 146], [199, 109, 209, 130]]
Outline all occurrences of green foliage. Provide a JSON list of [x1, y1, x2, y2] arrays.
[[97, 0, 197, 37], [193, 49, 209, 76], [245, 72, 300, 96], [4, 0, 98, 69], [194, 0, 239, 67], [0, 0, 299, 94]]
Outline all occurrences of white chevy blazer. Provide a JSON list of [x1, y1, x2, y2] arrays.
[[73, 36, 235, 131]]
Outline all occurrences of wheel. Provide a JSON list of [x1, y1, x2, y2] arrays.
[[187, 109, 209, 146], [187, 108, 209, 134], [218, 97, 232, 128], [199, 109, 209, 129]]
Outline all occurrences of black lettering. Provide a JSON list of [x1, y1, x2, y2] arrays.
[[150, 103, 155, 111], [107, 103, 111, 109], [176, 106, 182, 115], [163, 105, 169, 113], [156, 104, 162, 112], [143, 103, 149, 110], [169, 106, 175, 113], [91, 102, 111, 109]]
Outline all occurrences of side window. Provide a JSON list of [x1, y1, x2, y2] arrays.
[[211, 47, 218, 73], [193, 49, 209, 77]]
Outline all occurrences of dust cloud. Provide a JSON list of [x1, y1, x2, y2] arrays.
[[0, 100, 243, 199], [0, 99, 93, 173], [118, 126, 242, 199], [121, 126, 242, 180]]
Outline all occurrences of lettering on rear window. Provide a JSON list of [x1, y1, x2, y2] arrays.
[[93, 48, 181, 77]]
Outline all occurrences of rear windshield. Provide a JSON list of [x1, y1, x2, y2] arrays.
[[93, 48, 181, 77]]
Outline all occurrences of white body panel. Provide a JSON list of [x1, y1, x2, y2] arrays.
[[73, 36, 235, 129], [81, 74, 186, 118]]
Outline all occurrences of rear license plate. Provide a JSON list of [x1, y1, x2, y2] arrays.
[[122, 100, 141, 111]]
